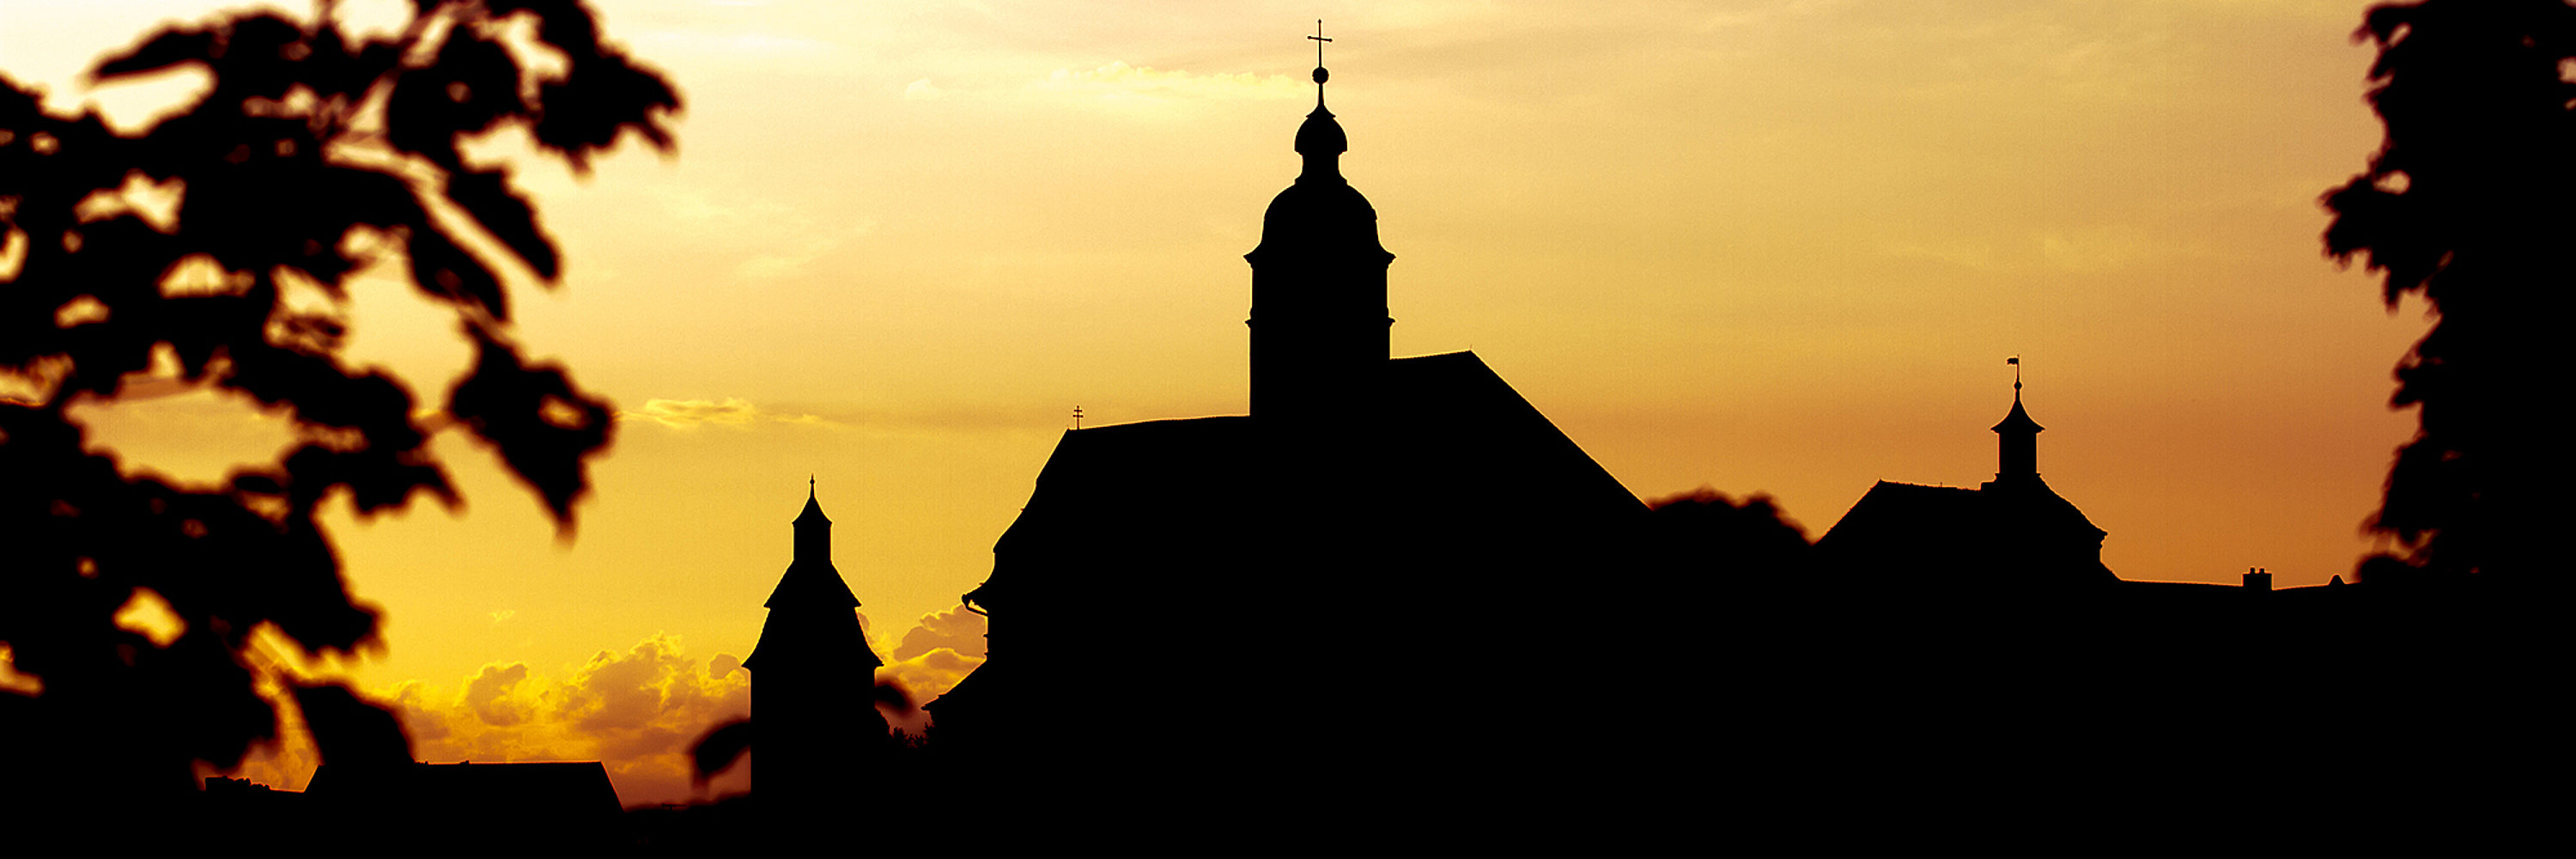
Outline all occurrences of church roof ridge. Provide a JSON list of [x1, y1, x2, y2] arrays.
[[1064, 414, 1255, 433], [1873, 479, 1980, 491]]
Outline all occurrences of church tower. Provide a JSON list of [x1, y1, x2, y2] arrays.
[[1987, 362, 2044, 490], [1244, 26, 1394, 423], [744, 481, 885, 819]]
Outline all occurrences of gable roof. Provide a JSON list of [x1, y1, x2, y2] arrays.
[[308, 760, 623, 814], [1813, 478, 2114, 587], [967, 350, 1643, 613]]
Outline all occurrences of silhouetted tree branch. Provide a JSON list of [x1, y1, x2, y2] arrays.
[[0, 0, 677, 814], [2321, 0, 2576, 586]]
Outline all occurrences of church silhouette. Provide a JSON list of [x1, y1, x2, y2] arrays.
[[713, 29, 2554, 843], [921, 46, 1652, 816]]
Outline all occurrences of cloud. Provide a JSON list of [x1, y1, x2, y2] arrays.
[[618, 397, 833, 430], [880, 605, 987, 716], [358, 635, 753, 806], [903, 77, 945, 101], [1038, 61, 1305, 102], [892, 604, 987, 661], [464, 663, 532, 727], [883, 647, 981, 716], [214, 618, 982, 806], [562, 639, 691, 734]]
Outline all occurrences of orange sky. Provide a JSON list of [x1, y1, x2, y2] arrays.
[[6, 0, 2422, 805]]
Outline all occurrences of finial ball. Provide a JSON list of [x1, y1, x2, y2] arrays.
[[1313, 66, 1329, 84]]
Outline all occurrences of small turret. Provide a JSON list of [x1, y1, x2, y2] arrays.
[[1989, 360, 2044, 489]]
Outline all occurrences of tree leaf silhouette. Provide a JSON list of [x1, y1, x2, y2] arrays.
[[0, 0, 679, 817]]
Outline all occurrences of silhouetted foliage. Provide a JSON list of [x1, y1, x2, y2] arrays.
[[1645, 485, 1810, 576], [2321, 0, 2576, 586], [0, 0, 676, 815], [689, 717, 753, 787]]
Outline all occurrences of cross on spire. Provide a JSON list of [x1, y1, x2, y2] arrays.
[[1308, 20, 1333, 88]]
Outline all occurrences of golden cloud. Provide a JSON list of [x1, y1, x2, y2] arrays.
[[213, 617, 987, 807], [618, 398, 833, 430]]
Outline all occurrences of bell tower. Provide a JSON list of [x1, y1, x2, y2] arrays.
[[744, 480, 885, 819], [1244, 22, 1394, 423]]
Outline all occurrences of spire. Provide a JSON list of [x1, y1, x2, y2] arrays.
[[1295, 20, 1346, 181], [794, 475, 829, 527], [769, 481, 855, 609]]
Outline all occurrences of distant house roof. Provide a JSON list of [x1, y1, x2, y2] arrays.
[[307, 761, 626, 845], [1814, 478, 2113, 587], [309, 760, 621, 807], [1822, 479, 2103, 542]]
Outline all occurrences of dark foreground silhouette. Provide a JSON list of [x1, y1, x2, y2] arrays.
[[19, 9, 2569, 850], [2324, 0, 2576, 590], [0, 0, 675, 838]]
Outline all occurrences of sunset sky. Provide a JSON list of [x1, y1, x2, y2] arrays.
[[5, 0, 2422, 804]]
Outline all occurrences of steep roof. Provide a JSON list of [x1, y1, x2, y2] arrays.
[[970, 350, 1644, 612], [1819, 479, 2105, 545], [762, 559, 860, 610], [744, 602, 880, 671], [793, 489, 831, 526], [1376, 351, 1643, 516], [1813, 478, 2114, 587]]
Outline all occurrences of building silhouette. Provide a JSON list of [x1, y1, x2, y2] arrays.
[[1811, 379, 2116, 594], [742, 482, 884, 821], [927, 52, 1650, 813], [304, 761, 624, 850]]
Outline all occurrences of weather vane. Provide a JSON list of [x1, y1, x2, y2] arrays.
[[2008, 355, 2022, 392], [1309, 20, 1332, 83]]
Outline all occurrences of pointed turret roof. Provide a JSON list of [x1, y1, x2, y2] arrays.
[[764, 483, 857, 609], [1992, 394, 2044, 436], [746, 484, 875, 671], [793, 476, 831, 526]]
